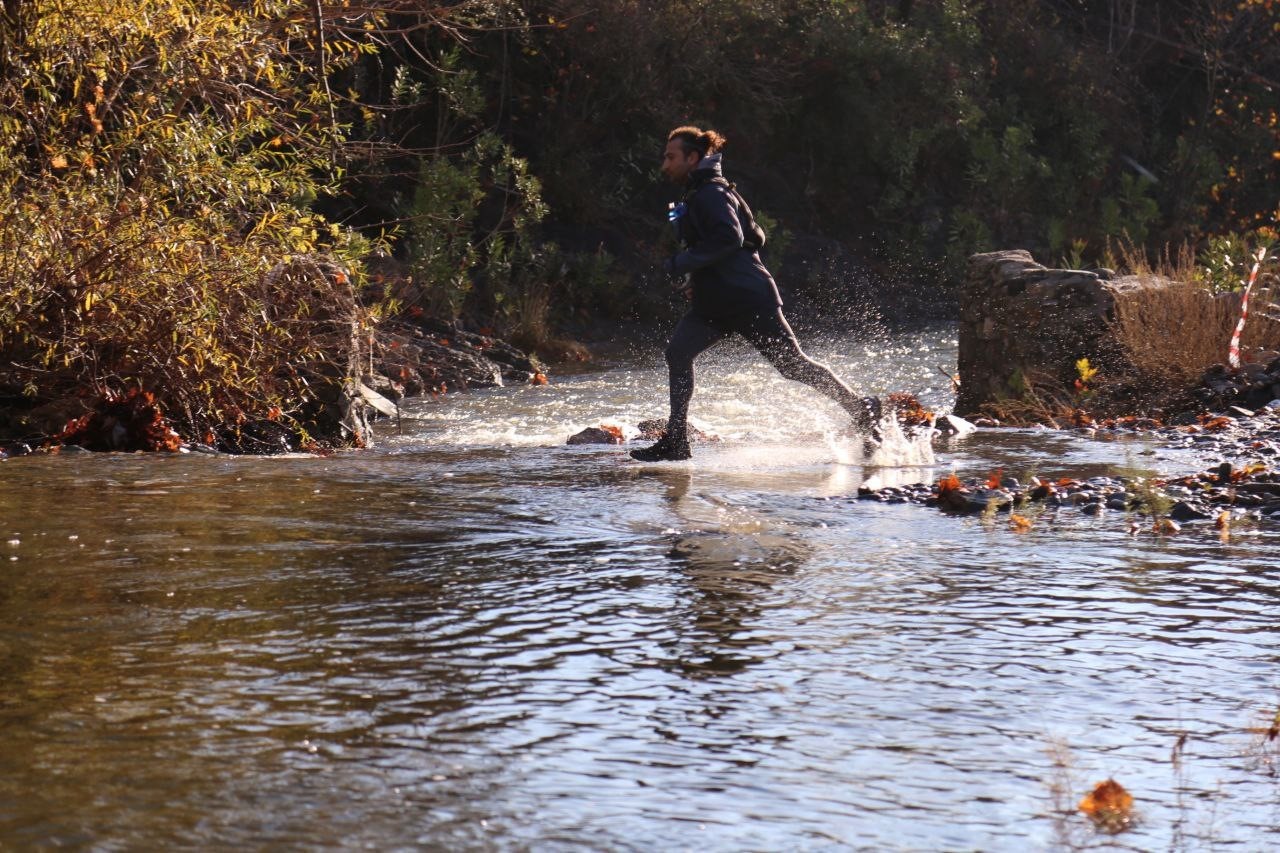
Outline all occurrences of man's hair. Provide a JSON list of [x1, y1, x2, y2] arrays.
[[667, 126, 726, 159]]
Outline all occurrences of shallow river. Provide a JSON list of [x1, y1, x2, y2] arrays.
[[2, 327, 1279, 850]]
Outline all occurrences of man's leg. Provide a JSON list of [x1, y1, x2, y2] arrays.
[[739, 308, 882, 436], [631, 312, 726, 461]]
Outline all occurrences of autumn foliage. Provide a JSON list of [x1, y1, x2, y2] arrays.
[[0, 1, 386, 447], [58, 390, 182, 453]]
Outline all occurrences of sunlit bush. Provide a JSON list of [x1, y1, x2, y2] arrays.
[[0, 0, 385, 444]]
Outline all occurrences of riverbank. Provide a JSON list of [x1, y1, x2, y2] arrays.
[[0, 310, 548, 457], [859, 400, 1280, 530]]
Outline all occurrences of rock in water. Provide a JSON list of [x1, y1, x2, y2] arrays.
[[935, 413, 977, 437], [567, 426, 625, 445]]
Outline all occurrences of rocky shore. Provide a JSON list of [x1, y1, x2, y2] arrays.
[[856, 401, 1280, 528], [0, 312, 546, 456]]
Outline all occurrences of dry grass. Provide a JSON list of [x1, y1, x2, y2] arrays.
[[1109, 242, 1280, 383], [978, 367, 1097, 427]]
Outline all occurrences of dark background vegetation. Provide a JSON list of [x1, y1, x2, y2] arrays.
[[337, 0, 1278, 337]]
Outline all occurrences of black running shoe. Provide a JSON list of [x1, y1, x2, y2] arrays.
[[629, 433, 691, 462]]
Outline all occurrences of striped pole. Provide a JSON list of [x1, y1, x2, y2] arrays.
[[1228, 247, 1268, 369]]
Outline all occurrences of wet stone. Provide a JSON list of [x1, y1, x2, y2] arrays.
[[1169, 501, 1213, 522], [567, 427, 624, 445], [965, 489, 1013, 513]]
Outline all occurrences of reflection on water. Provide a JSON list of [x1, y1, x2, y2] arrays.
[[3, 327, 1280, 849]]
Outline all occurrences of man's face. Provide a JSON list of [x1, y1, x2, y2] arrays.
[[661, 139, 701, 185]]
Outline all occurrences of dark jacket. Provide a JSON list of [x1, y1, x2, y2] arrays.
[[666, 154, 782, 320]]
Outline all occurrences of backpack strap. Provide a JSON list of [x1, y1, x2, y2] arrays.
[[698, 176, 767, 252]]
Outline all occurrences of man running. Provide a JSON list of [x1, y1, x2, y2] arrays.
[[631, 125, 882, 462]]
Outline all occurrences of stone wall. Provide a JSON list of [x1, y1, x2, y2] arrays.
[[955, 250, 1154, 416]]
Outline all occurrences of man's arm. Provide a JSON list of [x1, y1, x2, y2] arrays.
[[666, 186, 744, 277]]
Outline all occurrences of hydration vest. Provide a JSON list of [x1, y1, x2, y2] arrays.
[[682, 176, 768, 252]]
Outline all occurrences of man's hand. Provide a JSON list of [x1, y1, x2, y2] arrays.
[[664, 258, 691, 300]]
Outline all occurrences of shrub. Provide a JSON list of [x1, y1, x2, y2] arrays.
[[0, 0, 387, 445]]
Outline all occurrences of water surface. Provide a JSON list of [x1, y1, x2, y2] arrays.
[[2, 328, 1278, 849]]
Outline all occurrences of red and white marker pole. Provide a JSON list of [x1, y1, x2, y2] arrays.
[[1228, 247, 1268, 369]]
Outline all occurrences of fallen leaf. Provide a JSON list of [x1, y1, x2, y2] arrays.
[[530, 373, 548, 386], [1232, 461, 1267, 482], [1201, 416, 1232, 431], [1010, 513, 1032, 532], [1078, 778, 1135, 833], [938, 473, 963, 495], [986, 468, 1004, 489], [1214, 511, 1230, 530], [886, 391, 934, 427], [1153, 518, 1181, 535]]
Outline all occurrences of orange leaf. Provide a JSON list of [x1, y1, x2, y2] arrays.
[[1232, 461, 1267, 482], [1214, 511, 1231, 530], [986, 468, 1004, 489], [1078, 779, 1134, 832], [530, 373, 548, 386], [938, 473, 963, 495], [1010, 513, 1032, 532], [1202, 416, 1232, 431]]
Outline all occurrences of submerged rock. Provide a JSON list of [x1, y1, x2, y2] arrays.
[[567, 426, 625, 445], [964, 488, 1014, 513], [635, 419, 719, 443], [935, 413, 977, 437]]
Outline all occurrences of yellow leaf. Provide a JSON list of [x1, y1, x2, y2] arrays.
[[51, 154, 69, 170]]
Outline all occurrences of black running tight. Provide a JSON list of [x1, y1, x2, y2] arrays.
[[663, 308, 868, 437]]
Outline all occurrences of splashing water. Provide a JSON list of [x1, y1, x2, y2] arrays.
[[397, 329, 953, 471]]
